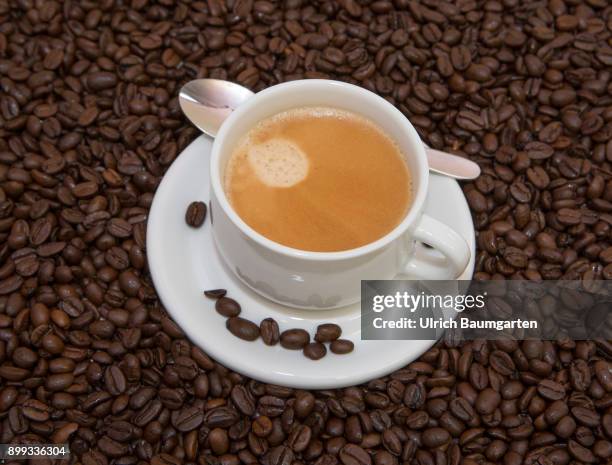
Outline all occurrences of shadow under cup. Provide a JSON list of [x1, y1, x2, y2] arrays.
[[209, 79, 430, 309]]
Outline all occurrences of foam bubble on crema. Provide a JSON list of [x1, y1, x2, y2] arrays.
[[247, 138, 309, 188]]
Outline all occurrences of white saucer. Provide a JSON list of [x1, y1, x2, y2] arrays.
[[147, 135, 475, 389]]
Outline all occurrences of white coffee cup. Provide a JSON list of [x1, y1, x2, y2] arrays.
[[209, 80, 470, 309]]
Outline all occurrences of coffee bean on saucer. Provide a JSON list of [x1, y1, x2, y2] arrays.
[[204, 289, 227, 299], [260, 318, 280, 346], [280, 329, 310, 350], [315, 323, 342, 343], [303, 342, 327, 360], [226, 317, 259, 341], [330, 339, 354, 355], [185, 201, 207, 227], [215, 297, 241, 317]]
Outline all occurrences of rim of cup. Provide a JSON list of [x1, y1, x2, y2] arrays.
[[210, 79, 429, 261]]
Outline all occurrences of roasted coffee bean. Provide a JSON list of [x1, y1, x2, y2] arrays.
[[537, 379, 565, 401], [104, 365, 127, 395], [303, 342, 327, 361], [226, 317, 260, 341], [205, 289, 227, 299], [288, 424, 312, 452], [555, 416, 577, 438], [315, 323, 342, 343], [260, 318, 280, 346], [265, 445, 294, 465], [381, 429, 401, 455], [231, 385, 256, 416], [572, 406, 600, 427], [489, 351, 515, 376], [448, 398, 472, 425], [280, 329, 310, 350], [339, 444, 371, 465], [173, 406, 204, 432], [258, 396, 285, 417], [568, 439, 595, 463], [204, 406, 239, 428], [185, 201, 207, 227], [209, 428, 230, 455], [21, 399, 50, 422], [545, 400, 569, 424], [151, 453, 181, 465], [253, 415, 273, 437], [475, 388, 501, 415], [98, 436, 128, 457], [216, 297, 241, 317], [330, 340, 354, 355], [87, 72, 117, 91], [594, 360, 612, 391], [421, 427, 450, 449], [293, 392, 315, 419]]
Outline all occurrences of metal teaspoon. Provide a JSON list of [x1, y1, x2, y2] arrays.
[[179, 79, 481, 180]]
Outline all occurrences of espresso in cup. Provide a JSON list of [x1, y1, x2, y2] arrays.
[[224, 107, 412, 252]]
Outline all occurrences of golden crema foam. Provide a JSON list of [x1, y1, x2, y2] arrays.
[[224, 107, 412, 252]]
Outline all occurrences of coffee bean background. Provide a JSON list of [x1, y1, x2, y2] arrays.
[[0, 1, 612, 464]]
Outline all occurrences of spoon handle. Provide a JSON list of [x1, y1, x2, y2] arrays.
[[425, 148, 481, 180]]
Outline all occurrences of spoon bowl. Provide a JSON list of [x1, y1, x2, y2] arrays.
[[179, 79, 254, 138], [179, 79, 480, 180]]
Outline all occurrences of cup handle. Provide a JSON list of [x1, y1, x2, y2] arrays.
[[401, 214, 471, 280]]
